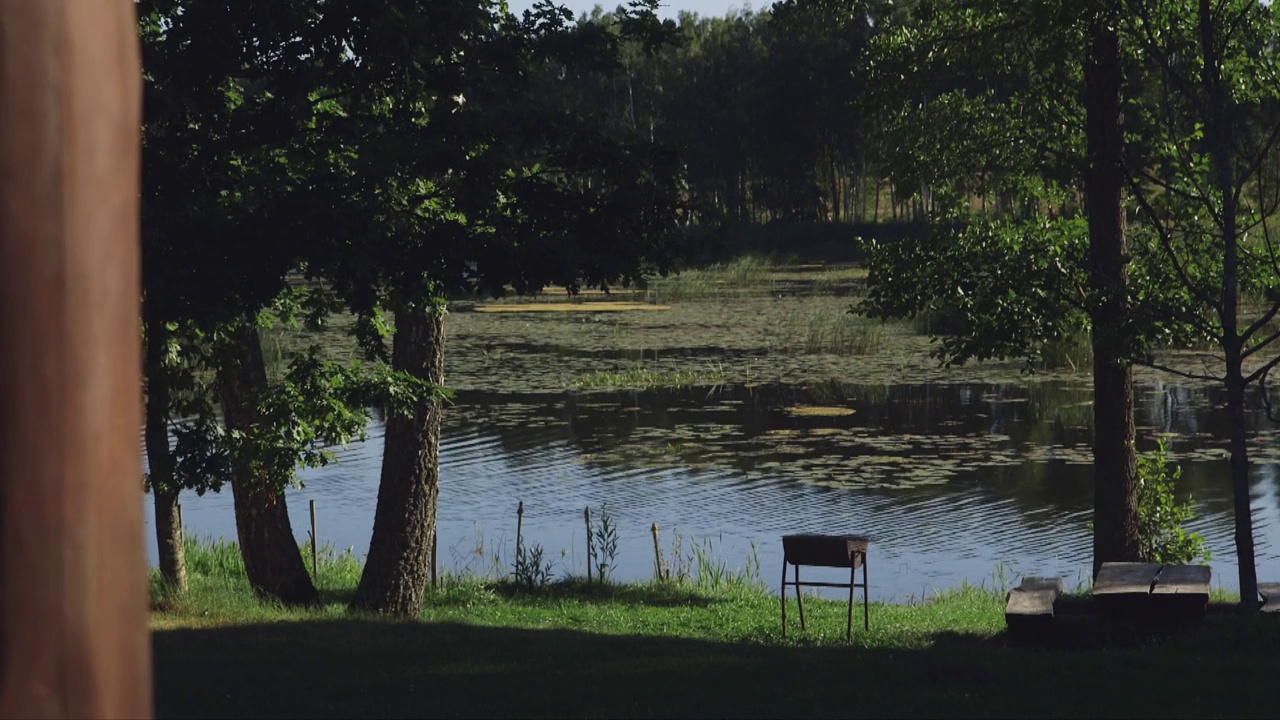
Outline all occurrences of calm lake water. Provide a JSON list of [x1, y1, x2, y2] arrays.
[[142, 379, 1280, 602]]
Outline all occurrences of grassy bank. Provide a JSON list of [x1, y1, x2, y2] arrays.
[[153, 538, 1277, 719]]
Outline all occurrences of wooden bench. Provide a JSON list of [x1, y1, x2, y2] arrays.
[[1259, 582, 1280, 613], [1094, 562, 1210, 622], [1004, 576, 1064, 635]]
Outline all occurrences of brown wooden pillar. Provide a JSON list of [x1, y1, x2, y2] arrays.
[[0, 1, 150, 718]]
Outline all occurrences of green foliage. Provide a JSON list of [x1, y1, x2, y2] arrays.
[[513, 543, 555, 589], [861, 217, 1093, 370], [591, 506, 620, 582], [1133, 440, 1211, 565], [1087, 439, 1210, 565]]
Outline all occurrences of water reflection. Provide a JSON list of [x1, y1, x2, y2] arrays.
[[143, 379, 1280, 601]]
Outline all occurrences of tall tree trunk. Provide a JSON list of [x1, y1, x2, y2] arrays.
[[351, 303, 445, 617], [217, 320, 317, 606], [1199, 0, 1259, 607], [143, 312, 186, 592], [1084, 7, 1141, 576]]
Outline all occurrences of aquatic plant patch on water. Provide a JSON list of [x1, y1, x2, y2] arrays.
[[784, 405, 856, 417], [572, 364, 728, 390], [475, 301, 671, 313], [773, 306, 886, 355]]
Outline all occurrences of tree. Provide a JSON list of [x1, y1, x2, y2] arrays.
[[290, 0, 685, 618], [1083, 0, 1143, 575], [861, 0, 1144, 574], [140, 0, 382, 603], [1120, 0, 1280, 607]]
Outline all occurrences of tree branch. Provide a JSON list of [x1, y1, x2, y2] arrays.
[[1125, 167, 1225, 314], [1242, 323, 1280, 359], [1245, 348, 1280, 385], [1133, 357, 1223, 383]]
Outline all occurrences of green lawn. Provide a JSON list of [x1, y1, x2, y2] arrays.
[[153, 539, 1279, 719]]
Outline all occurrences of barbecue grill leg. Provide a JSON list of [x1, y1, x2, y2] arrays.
[[847, 563, 856, 642], [795, 564, 806, 630], [780, 561, 788, 639], [863, 553, 870, 631]]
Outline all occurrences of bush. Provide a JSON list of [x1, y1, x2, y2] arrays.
[[1134, 439, 1210, 565], [1090, 439, 1210, 565]]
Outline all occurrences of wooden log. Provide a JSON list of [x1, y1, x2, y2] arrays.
[[1017, 576, 1065, 596], [0, 1, 150, 717], [1004, 576, 1064, 636], [1152, 565, 1210, 595], [1093, 562, 1162, 596], [1094, 562, 1161, 621], [1258, 582, 1280, 613], [1005, 589, 1057, 625], [1151, 565, 1211, 622]]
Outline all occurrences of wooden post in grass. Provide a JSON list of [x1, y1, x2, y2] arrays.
[[516, 502, 524, 575], [0, 1, 151, 716], [431, 527, 438, 590], [584, 506, 594, 582], [651, 523, 663, 581], [309, 500, 318, 579]]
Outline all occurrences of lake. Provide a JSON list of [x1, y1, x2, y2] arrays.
[[142, 376, 1280, 602]]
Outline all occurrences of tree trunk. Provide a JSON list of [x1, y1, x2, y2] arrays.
[[1225, 355, 1259, 605], [1084, 7, 1142, 576], [1199, 0, 1259, 607], [217, 320, 317, 606], [143, 313, 186, 592], [351, 303, 445, 617]]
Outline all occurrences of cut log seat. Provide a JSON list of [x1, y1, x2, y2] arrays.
[[1260, 583, 1280, 613], [1005, 576, 1064, 634], [1151, 565, 1210, 621], [1093, 562, 1160, 620]]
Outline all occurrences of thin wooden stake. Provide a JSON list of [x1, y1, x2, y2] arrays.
[[584, 506, 593, 582], [431, 527, 438, 590], [651, 523, 663, 581], [309, 499, 318, 579], [516, 501, 524, 575]]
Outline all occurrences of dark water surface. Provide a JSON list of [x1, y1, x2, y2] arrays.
[[143, 379, 1280, 602]]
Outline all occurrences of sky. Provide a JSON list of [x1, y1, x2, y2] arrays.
[[508, 0, 753, 21]]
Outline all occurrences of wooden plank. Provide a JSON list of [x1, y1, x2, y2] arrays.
[[1006, 588, 1057, 617], [0, 2, 150, 717], [1093, 562, 1161, 596], [1259, 582, 1280, 613], [1151, 565, 1210, 595], [1016, 576, 1065, 597], [1005, 587, 1057, 636]]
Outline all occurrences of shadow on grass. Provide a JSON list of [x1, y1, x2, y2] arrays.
[[154, 614, 1279, 720]]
